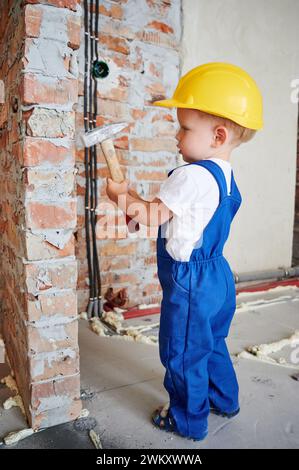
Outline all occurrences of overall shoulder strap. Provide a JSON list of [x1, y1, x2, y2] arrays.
[[189, 160, 228, 201], [230, 171, 242, 203], [167, 163, 189, 177]]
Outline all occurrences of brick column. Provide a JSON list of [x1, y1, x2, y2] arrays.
[[0, 0, 82, 429]]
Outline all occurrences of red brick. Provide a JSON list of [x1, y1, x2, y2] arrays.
[[25, 231, 76, 262], [142, 154, 173, 167], [95, 212, 127, 241], [31, 398, 82, 430], [98, 33, 130, 55], [130, 137, 177, 153], [23, 74, 78, 106], [147, 21, 174, 34], [117, 150, 140, 166], [67, 14, 81, 50], [99, 20, 135, 41], [100, 241, 138, 257], [0, 102, 9, 127], [30, 374, 80, 412], [145, 81, 167, 101], [142, 283, 160, 297], [144, 255, 157, 266], [149, 62, 162, 78], [25, 5, 43, 38], [26, 108, 75, 138], [135, 170, 166, 181], [25, 261, 77, 294], [78, 165, 128, 181], [130, 108, 147, 120], [101, 272, 139, 286], [146, 0, 171, 16], [26, 201, 76, 229], [98, 3, 124, 20], [23, 137, 75, 167], [24, 0, 78, 11], [23, 167, 75, 198], [152, 112, 175, 123], [30, 349, 79, 381], [97, 98, 129, 120], [136, 30, 178, 50], [97, 84, 129, 103], [94, 256, 131, 272], [6, 219, 22, 252], [27, 291, 77, 322]]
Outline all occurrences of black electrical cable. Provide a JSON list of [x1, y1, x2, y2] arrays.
[[84, 0, 103, 319], [84, 0, 113, 323], [93, 0, 102, 317], [88, 0, 98, 318], [83, 0, 94, 319]]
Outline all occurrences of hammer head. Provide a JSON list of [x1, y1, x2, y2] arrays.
[[77, 122, 127, 149]]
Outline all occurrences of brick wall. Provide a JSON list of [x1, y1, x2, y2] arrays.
[[0, 0, 82, 429], [76, 0, 182, 312]]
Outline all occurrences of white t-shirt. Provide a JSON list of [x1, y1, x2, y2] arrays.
[[156, 157, 232, 262]]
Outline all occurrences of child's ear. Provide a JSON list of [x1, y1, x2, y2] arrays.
[[212, 126, 228, 146]]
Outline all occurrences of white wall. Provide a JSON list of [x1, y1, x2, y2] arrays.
[[181, 0, 299, 273]]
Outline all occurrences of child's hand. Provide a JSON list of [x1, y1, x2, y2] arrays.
[[106, 178, 128, 205]]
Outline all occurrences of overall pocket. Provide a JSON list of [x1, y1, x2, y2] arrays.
[[171, 262, 190, 296], [158, 259, 190, 337]]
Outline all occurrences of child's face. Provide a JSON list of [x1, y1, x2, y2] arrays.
[[176, 108, 219, 162]]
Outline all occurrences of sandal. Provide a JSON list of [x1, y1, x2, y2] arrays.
[[151, 405, 178, 434], [151, 404, 208, 441], [210, 406, 240, 418]]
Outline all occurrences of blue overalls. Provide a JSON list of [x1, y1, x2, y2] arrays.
[[156, 159, 242, 439]]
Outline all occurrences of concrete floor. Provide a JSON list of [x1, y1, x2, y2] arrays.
[[1, 284, 299, 449]]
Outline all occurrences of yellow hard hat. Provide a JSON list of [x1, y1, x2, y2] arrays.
[[153, 62, 263, 130]]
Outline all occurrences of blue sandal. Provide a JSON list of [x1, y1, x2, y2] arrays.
[[151, 406, 178, 433], [210, 406, 240, 418], [151, 405, 208, 441]]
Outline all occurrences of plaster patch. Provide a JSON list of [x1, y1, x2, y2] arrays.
[[89, 429, 102, 449], [237, 330, 299, 369], [43, 229, 74, 249], [38, 324, 69, 341], [1, 375, 18, 394], [77, 408, 90, 419], [37, 396, 72, 413], [3, 395, 26, 416], [25, 38, 73, 78], [236, 294, 299, 313], [88, 311, 158, 346], [4, 428, 34, 446], [238, 284, 299, 296]]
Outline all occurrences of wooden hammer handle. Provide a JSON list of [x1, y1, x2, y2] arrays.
[[101, 138, 124, 183], [101, 138, 140, 233]]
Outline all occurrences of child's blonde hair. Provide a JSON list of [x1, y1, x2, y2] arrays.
[[197, 109, 257, 147]]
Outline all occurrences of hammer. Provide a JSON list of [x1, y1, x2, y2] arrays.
[[77, 122, 140, 233]]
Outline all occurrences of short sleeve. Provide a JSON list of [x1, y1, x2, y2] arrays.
[[156, 165, 214, 217]]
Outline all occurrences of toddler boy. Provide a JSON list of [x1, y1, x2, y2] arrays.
[[106, 62, 263, 441]]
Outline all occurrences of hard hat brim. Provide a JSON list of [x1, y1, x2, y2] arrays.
[[152, 99, 181, 108], [153, 99, 263, 130]]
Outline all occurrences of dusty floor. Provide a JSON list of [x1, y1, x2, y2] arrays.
[[0, 284, 299, 449]]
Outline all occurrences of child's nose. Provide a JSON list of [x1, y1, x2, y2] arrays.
[[175, 129, 181, 141]]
